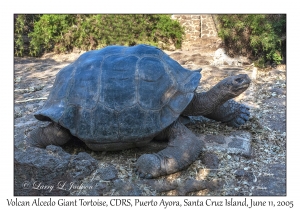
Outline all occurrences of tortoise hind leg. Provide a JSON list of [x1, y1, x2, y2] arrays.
[[135, 120, 205, 178], [204, 99, 250, 127], [28, 122, 71, 148]]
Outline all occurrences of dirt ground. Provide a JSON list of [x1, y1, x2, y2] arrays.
[[14, 49, 286, 196]]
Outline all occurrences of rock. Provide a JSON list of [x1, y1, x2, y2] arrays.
[[212, 48, 235, 66], [14, 145, 98, 196], [14, 145, 72, 196], [212, 48, 252, 67], [201, 152, 219, 169], [203, 131, 252, 157], [227, 131, 252, 157], [98, 165, 118, 181], [252, 164, 286, 195], [204, 134, 226, 144], [68, 152, 98, 180]]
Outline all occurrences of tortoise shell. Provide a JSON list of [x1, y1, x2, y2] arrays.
[[35, 44, 201, 144]]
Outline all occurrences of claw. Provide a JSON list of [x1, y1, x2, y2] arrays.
[[236, 117, 245, 125], [241, 113, 249, 121], [241, 107, 247, 113], [135, 169, 152, 179]]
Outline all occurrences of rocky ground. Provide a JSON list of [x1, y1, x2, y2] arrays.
[[14, 45, 286, 196]]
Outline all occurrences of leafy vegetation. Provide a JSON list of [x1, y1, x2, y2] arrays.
[[217, 14, 286, 67], [14, 14, 184, 57], [14, 14, 41, 56]]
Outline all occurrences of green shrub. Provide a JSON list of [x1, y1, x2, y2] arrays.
[[217, 14, 286, 67], [28, 14, 77, 56], [14, 14, 41, 56], [14, 14, 184, 57]]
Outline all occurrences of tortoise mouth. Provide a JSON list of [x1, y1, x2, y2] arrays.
[[235, 83, 250, 90]]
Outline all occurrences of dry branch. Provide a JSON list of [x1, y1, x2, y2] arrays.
[[15, 97, 47, 103]]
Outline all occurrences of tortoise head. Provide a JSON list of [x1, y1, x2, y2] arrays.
[[181, 74, 251, 116], [218, 74, 251, 97]]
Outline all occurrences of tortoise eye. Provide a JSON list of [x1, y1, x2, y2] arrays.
[[235, 78, 244, 83]]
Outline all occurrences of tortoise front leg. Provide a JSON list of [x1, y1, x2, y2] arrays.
[[28, 122, 71, 148], [204, 99, 250, 127], [135, 120, 205, 178]]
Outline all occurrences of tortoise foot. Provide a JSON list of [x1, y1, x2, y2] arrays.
[[135, 121, 204, 179], [136, 154, 162, 179], [226, 103, 250, 127], [136, 153, 179, 179], [204, 99, 250, 127]]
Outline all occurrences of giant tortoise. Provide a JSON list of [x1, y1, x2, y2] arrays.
[[29, 44, 251, 178]]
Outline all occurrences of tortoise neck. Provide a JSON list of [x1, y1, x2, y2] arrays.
[[182, 85, 230, 116]]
